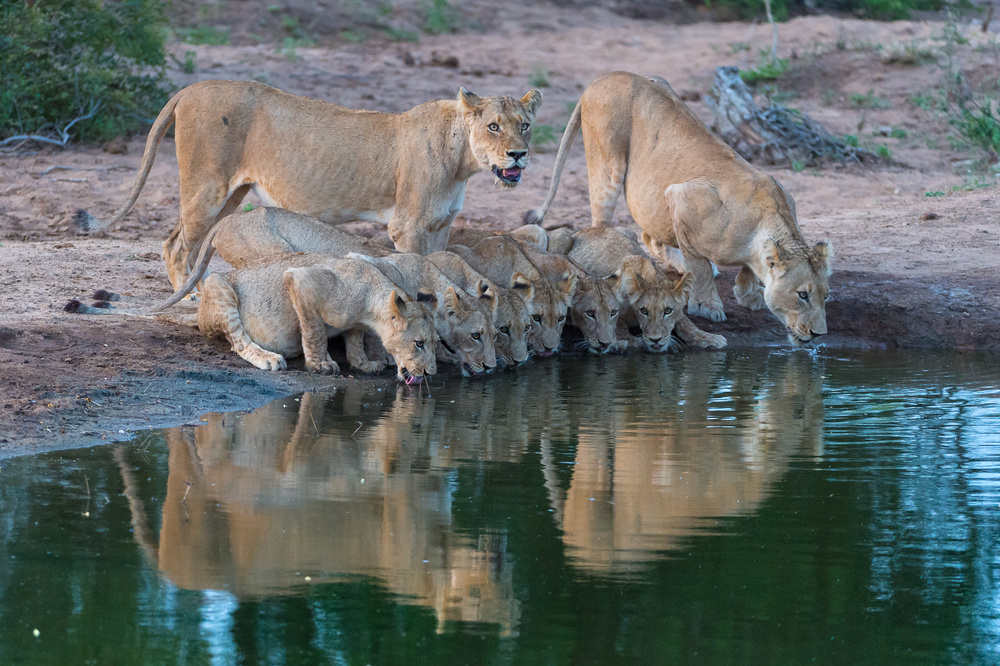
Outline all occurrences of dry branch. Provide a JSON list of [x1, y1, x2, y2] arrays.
[[706, 66, 885, 167], [0, 101, 103, 152]]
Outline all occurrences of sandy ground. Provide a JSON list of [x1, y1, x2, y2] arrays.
[[2, 8, 999, 455]]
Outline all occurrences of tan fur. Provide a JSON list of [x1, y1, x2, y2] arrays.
[[426, 251, 532, 367], [449, 236, 575, 357], [155, 207, 395, 310], [448, 224, 548, 251], [568, 228, 727, 351], [346, 253, 497, 376], [76, 80, 542, 289], [517, 241, 621, 354], [192, 253, 438, 382], [525, 71, 831, 343]]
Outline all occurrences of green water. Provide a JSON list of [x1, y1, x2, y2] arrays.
[[1, 351, 999, 664]]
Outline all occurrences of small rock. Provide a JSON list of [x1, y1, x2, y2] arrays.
[[430, 51, 459, 68], [102, 136, 128, 155], [919, 212, 939, 221], [402, 51, 416, 66]]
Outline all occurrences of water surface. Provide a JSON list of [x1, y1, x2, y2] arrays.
[[1, 350, 999, 664]]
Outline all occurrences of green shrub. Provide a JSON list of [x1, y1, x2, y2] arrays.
[[740, 59, 790, 85], [0, 0, 170, 144], [424, 0, 458, 34], [951, 98, 1000, 159], [704, 0, 943, 21]]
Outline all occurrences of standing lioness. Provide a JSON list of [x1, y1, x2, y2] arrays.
[[75, 80, 542, 289], [525, 71, 831, 344]]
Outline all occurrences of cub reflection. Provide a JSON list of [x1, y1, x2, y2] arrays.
[[123, 390, 520, 635], [553, 353, 824, 574]]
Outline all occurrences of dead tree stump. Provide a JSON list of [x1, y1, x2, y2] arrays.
[[706, 65, 884, 167]]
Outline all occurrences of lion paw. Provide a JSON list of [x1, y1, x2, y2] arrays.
[[735, 287, 766, 311], [696, 332, 728, 349], [308, 360, 340, 375], [352, 359, 382, 374], [687, 299, 726, 322], [247, 350, 287, 371]]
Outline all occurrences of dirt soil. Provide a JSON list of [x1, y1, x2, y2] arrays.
[[2, 7, 999, 456]]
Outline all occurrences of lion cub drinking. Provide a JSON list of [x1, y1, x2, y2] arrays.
[[192, 253, 438, 383], [566, 227, 727, 352], [448, 236, 574, 357], [346, 253, 498, 377]]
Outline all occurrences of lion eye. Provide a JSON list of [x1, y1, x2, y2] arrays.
[[585, 310, 595, 318], [415, 340, 425, 349], [499, 325, 509, 335], [472, 332, 481, 341], [558, 315, 566, 322], [525, 324, 531, 332], [798, 291, 810, 301], [610, 309, 619, 317], [531, 315, 541, 323], [639, 307, 648, 316], [488, 122, 500, 132], [663, 308, 673, 316], [824, 293, 831, 302], [521, 122, 530, 132]]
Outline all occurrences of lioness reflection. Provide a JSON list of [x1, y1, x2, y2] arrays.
[[547, 352, 824, 574], [122, 388, 521, 635]]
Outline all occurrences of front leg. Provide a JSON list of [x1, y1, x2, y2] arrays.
[[674, 314, 727, 349], [345, 329, 381, 374], [283, 268, 340, 375], [734, 266, 766, 310]]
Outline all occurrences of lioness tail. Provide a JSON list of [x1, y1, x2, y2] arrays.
[[73, 91, 182, 233], [150, 224, 224, 311], [523, 99, 583, 229]]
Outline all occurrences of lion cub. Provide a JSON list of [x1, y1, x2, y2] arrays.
[[426, 251, 532, 367], [347, 253, 497, 376], [517, 241, 622, 354], [193, 253, 438, 383], [156, 208, 394, 310], [448, 236, 574, 357], [567, 228, 727, 352]]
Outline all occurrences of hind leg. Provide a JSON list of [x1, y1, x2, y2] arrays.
[[164, 176, 249, 290], [585, 156, 627, 227], [734, 266, 766, 310], [282, 267, 340, 375], [197, 273, 287, 370]]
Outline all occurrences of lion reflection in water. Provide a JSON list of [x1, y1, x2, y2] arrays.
[[118, 386, 522, 635], [541, 352, 825, 574]]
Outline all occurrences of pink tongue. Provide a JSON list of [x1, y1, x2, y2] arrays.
[[537, 350, 553, 357], [503, 167, 521, 178], [406, 374, 423, 385]]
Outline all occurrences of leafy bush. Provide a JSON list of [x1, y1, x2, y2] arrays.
[[951, 98, 1000, 160], [740, 58, 790, 84], [0, 0, 170, 144]]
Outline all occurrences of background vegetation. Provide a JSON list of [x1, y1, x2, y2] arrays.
[[0, 0, 171, 144]]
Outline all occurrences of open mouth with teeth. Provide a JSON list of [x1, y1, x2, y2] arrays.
[[400, 368, 423, 386], [492, 165, 522, 186], [462, 362, 486, 377]]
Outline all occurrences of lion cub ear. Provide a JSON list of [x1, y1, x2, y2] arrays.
[[389, 290, 408, 320], [458, 87, 482, 112], [520, 89, 543, 118], [443, 286, 462, 317], [477, 280, 496, 305], [557, 270, 578, 300], [673, 273, 693, 302], [619, 257, 646, 302], [511, 272, 533, 293], [813, 240, 834, 277], [762, 238, 790, 274], [417, 288, 438, 309]]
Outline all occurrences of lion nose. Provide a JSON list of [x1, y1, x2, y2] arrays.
[[483, 362, 495, 371], [647, 336, 663, 343], [507, 150, 527, 161]]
